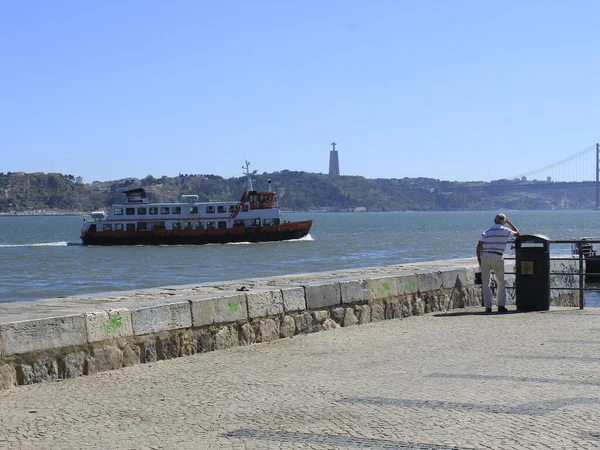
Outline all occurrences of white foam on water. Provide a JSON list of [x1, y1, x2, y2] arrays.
[[0, 241, 69, 248]]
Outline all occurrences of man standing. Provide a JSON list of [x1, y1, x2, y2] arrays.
[[476, 213, 520, 313]]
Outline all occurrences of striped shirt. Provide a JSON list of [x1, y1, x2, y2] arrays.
[[479, 224, 516, 255]]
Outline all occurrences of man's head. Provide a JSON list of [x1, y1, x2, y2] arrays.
[[494, 213, 507, 225]]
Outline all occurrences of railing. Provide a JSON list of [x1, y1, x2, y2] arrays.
[[500, 238, 600, 310]]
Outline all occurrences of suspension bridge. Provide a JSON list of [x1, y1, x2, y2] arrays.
[[510, 143, 600, 208], [435, 143, 600, 209]]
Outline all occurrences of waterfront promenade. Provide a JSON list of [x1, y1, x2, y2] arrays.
[[1, 306, 598, 449]]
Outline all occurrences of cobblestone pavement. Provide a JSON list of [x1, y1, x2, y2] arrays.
[[1, 306, 600, 449]]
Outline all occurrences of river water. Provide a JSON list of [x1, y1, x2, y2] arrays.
[[1, 210, 600, 305]]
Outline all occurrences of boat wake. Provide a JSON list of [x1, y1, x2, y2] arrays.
[[223, 234, 314, 246], [0, 241, 71, 248]]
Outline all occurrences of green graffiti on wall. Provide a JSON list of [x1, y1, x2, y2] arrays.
[[381, 282, 390, 295], [227, 301, 239, 313], [102, 314, 123, 333]]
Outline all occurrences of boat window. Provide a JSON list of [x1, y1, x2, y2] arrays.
[[217, 205, 226, 213], [206, 206, 215, 213], [137, 207, 147, 215], [195, 221, 204, 229], [184, 222, 193, 230], [126, 208, 135, 215], [229, 205, 236, 213], [160, 207, 170, 214], [126, 223, 135, 231], [115, 223, 124, 231], [103, 224, 113, 231], [272, 218, 280, 226], [207, 221, 216, 229], [233, 219, 244, 227], [242, 204, 249, 212], [218, 221, 227, 229], [190, 206, 198, 214], [149, 207, 158, 215], [138, 222, 147, 230], [172, 222, 182, 230], [114, 208, 123, 215], [172, 207, 181, 214], [263, 219, 271, 226], [251, 218, 260, 226], [153, 221, 165, 229]]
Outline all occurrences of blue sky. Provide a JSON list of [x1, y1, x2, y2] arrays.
[[2, 1, 600, 183]]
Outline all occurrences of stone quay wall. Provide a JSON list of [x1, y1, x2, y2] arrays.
[[0, 257, 580, 391]]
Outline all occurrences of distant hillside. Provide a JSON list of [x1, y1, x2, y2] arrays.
[[0, 171, 594, 213], [0, 172, 105, 212]]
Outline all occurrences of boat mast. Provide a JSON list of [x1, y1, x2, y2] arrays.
[[243, 160, 254, 192]]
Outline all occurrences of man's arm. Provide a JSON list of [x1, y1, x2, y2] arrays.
[[505, 217, 520, 237], [476, 241, 483, 266]]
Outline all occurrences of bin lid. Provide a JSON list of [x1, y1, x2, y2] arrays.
[[515, 233, 550, 250], [516, 234, 549, 243]]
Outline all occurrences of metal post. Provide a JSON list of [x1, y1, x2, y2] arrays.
[[596, 143, 599, 209], [578, 242, 585, 309]]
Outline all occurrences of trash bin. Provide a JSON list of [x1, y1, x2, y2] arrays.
[[515, 234, 550, 312]]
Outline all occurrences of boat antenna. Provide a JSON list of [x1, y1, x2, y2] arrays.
[[243, 160, 253, 191]]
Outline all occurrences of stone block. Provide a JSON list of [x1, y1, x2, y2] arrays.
[[0, 315, 86, 356], [371, 304, 384, 322], [190, 294, 247, 327], [0, 363, 17, 390], [280, 316, 295, 338], [439, 269, 467, 290], [59, 353, 85, 379], [397, 275, 418, 295], [214, 326, 238, 350], [240, 323, 256, 345], [123, 345, 141, 367], [281, 287, 306, 312], [330, 307, 345, 323], [342, 308, 358, 327], [255, 318, 279, 342], [367, 277, 399, 301], [356, 305, 371, 324], [87, 347, 123, 375], [196, 332, 214, 353], [340, 279, 369, 304], [311, 310, 329, 324], [179, 331, 196, 357], [132, 301, 192, 336], [246, 289, 284, 319], [85, 309, 134, 343], [17, 359, 58, 385], [304, 282, 341, 309], [417, 271, 443, 293], [294, 312, 313, 333], [157, 335, 179, 360], [412, 297, 425, 315], [385, 300, 402, 319], [142, 339, 157, 363]]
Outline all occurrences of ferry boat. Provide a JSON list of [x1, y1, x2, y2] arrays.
[[80, 162, 313, 246]]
